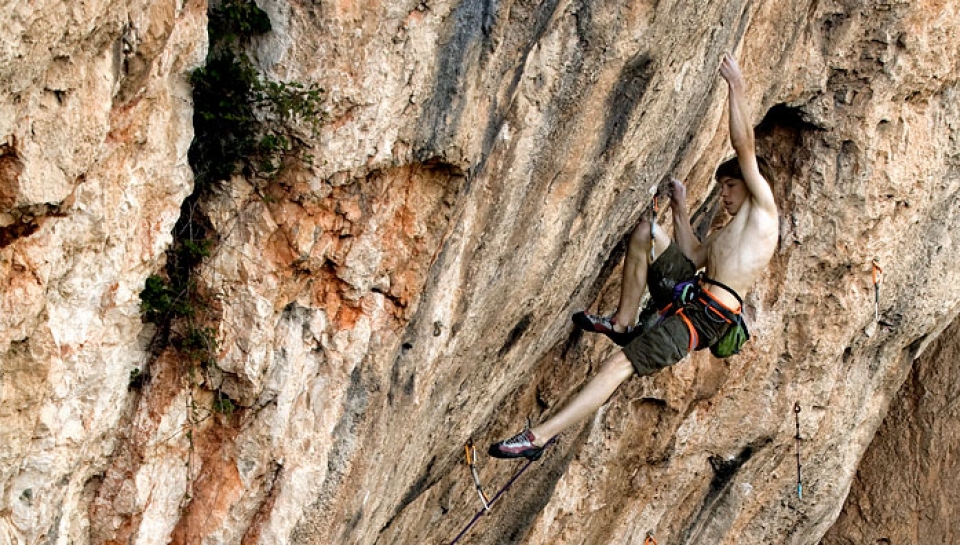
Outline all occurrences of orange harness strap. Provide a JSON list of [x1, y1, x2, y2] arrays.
[[676, 308, 698, 352], [656, 302, 698, 352]]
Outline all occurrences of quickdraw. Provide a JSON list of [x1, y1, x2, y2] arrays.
[[464, 440, 490, 511], [650, 195, 660, 262], [871, 259, 894, 327], [794, 402, 803, 499], [872, 258, 883, 324]]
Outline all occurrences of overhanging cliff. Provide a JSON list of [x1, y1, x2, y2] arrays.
[[1, 0, 959, 544]]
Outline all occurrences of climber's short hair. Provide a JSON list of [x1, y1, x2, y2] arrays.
[[715, 156, 775, 186]]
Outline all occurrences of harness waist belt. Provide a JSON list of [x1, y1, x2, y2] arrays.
[[699, 275, 743, 306], [697, 276, 742, 323]]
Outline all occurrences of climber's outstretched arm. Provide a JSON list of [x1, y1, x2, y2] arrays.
[[720, 54, 777, 215]]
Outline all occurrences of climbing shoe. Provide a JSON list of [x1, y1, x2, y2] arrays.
[[572, 311, 639, 346], [488, 429, 544, 460]]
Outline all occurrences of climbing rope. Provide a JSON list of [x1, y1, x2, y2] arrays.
[[645, 533, 659, 545]]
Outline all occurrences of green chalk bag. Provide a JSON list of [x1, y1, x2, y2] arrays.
[[710, 314, 750, 358]]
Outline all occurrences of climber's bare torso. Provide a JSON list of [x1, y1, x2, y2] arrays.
[[702, 179, 779, 308]]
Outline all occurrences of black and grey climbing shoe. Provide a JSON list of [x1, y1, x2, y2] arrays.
[[572, 311, 639, 346]]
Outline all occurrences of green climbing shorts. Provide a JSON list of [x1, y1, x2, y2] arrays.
[[622, 243, 739, 376]]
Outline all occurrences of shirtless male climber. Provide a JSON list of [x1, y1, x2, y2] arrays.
[[489, 53, 779, 460]]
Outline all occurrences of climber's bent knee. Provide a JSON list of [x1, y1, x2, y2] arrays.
[[599, 351, 636, 382], [629, 220, 652, 256]]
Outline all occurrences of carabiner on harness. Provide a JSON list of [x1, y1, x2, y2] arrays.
[[672, 278, 699, 306]]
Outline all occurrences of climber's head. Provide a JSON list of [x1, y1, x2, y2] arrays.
[[715, 156, 774, 215], [719, 176, 748, 215]]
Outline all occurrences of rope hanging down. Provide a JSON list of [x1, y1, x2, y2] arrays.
[[448, 438, 556, 545]]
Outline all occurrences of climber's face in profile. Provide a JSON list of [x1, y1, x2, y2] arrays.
[[719, 176, 747, 215]]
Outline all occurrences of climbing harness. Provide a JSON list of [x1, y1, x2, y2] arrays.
[[652, 273, 749, 357], [699, 275, 750, 358], [676, 274, 750, 358], [872, 259, 882, 324], [448, 438, 556, 545], [794, 402, 802, 499], [464, 440, 490, 511]]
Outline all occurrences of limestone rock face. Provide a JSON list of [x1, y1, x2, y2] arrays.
[[2, 0, 960, 544], [0, 0, 205, 543], [821, 314, 960, 545]]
